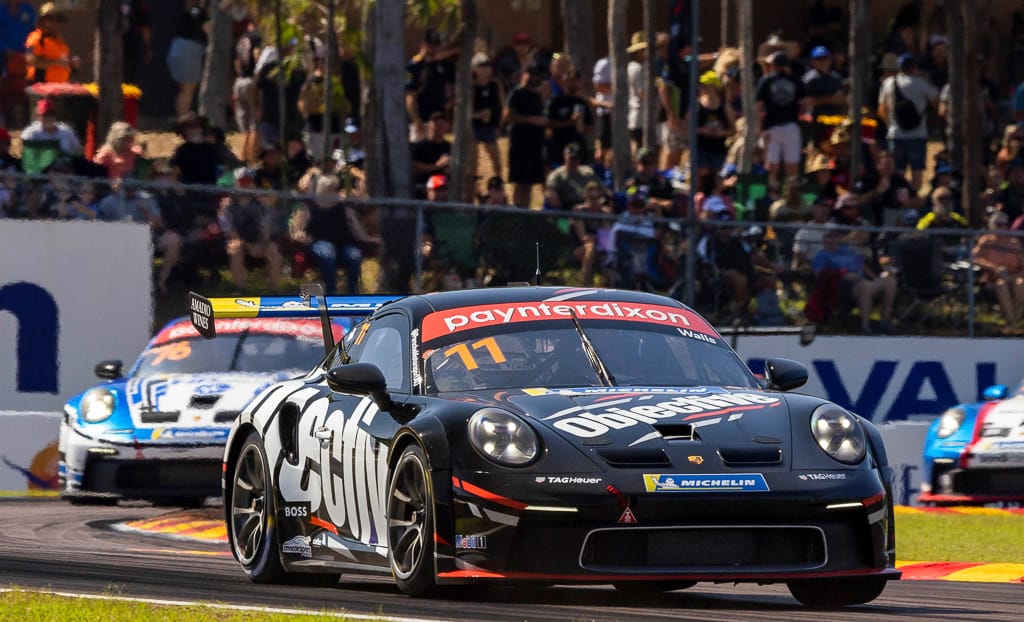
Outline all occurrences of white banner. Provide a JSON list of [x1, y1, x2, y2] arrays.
[[733, 335, 1024, 423], [0, 221, 153, 411]]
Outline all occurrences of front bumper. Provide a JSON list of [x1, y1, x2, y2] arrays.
[[437, 469, 897, 584], [920, 461, 1024, 504], [60, 427, 224, 500]]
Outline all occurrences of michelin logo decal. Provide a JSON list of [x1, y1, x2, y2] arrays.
[[643, 473, 770, 492]]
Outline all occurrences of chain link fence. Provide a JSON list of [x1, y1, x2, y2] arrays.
[[3, 169, 1021, 336]]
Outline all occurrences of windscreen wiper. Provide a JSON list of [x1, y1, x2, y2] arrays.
[[569, 310, 615, 387], [229, 329, 250, 371]]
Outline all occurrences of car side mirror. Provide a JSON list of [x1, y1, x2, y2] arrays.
[[94, 360, 123, 380], [982, 385, 1008, 401], [326, 363, 393, 411], [763, 357, 808, 392]]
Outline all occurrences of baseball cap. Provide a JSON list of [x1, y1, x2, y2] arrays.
[[626, 185, 649, 203], [810, 45, 830, 59], [898, 53, 916, 70], [768, 51, 788, 66], [935, 163, 955, 176], [427, 174, 448, 190], [513, 32, 531, 44]]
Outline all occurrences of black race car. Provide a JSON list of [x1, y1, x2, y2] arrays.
[[196, 286, 899, 607]]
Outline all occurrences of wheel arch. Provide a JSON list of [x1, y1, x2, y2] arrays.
[[222, 421, 260, 535]]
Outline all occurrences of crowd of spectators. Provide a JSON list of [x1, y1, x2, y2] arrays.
[[0, 1, 1023, 334]]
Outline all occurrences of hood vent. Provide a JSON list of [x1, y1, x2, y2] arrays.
[[595, 447, 671, 468], [139, 410, 179, 423], [718, 446, 783, 466], [189, 394, 221, 409], [214, 410, 241, 423], [652, 423, 697, 442]]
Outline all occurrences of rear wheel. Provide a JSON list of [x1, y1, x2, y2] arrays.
[[229, 431, 285, 583], [387, 444, 436, 596], [787, 577, 888, 608], [612, 581, 697, 596]]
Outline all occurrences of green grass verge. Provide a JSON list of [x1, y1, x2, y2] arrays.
[[896, 510, 1024, 563], [0, 589, 377, 621]]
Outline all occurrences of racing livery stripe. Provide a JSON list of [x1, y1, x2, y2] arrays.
[[451, 477, 528, 511], [961, 400, 1000, 468], [421, 301, 717, 342], [152, 318, 342, 345]]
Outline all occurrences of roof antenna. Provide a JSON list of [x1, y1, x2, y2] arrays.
[[535, 242, 541, 286]]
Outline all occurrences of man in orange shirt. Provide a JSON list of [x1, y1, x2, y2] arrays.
[[25, 2, 78, 84]]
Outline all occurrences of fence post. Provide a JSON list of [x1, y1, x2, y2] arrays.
[[414, 202, 424, 293]]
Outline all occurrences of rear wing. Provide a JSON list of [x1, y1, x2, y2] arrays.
[[188, 286, 398, 353]]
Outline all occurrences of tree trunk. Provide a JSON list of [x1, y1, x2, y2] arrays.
[[609, 0, 630, 190], [321, 0, 338, 166], [737, 0, 756, 173], [560, 0, 594, 100], [847, 0, 869, 185], [95, 0, 124, 143], [363, 0, 414, 293], [199, 3, 232, 130], [720, 0, 730, 48], [962, 1, 983, 227], [450, 0, 478, 204], [946, 0, 964, 182], [643, 0, 657, 150]]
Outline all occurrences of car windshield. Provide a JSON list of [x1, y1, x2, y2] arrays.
[[133, 333, 325, 377], [422, 321, 758, 394]]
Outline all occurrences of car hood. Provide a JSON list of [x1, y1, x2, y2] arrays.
[[122, 370, 297, 429], [499, 386, 794, 471]]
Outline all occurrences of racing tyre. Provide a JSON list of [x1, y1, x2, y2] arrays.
[[66, 495, 118, 506], [612, 581, 697, 596], [229, 431, 286, 583], [787, 577, 888, 608], [387, 444, 436, 596]]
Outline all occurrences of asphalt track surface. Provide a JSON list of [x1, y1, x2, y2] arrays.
[[1, 500, 1021, 621]]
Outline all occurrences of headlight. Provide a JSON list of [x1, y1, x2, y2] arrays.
[[936, 407, 966, 438], [80, 388, 116, 423], [810, 405, 866, 465], [467, 408, 540, 467]]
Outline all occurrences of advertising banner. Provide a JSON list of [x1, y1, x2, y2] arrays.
[[0, 411, 60, 493]]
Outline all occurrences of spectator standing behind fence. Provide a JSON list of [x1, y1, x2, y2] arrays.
[[690, 71, 734, 182], [626, 31, 649, 149], [93, 121, 142, 179], [166, 0, 209, 119], [0, 1, 34, 127], [756, 51, 809, 191], [255, 39, 305, 152], [405, 28, 454, 143], [290, 174, 377, 295], [973, 211, 1024, 329], [21, 98, 80, 155], [298, 43, 347, 166], [592, 55, 614, 165], [169, 113, 218, 185], [25, 3, 77, 84], [219, 167, 283, 291], [877, 54, 937, 190], [233, 20, 262, 164], [120, 0, 152, 86], [546, 68, 592, 165], [495, 31, 536, 96], [506, 64, 548, 207], [410, 111, 451, 199], [471, 53, 503, 181]]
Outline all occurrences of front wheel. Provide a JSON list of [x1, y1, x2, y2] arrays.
[[387, 444, 436, 596], [229, 431, 285, 583], [787, 577, 888, 608]]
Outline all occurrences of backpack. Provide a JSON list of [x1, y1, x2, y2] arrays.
[[892, 79, 922, 130]]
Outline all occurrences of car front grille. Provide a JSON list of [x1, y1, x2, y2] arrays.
[[580, 525, 826, 573], [951, 468, 1024, 495], [84, 458, 221, 497]]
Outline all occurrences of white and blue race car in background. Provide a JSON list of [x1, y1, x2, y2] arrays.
[[920, 379, 1024, 504], [58, 295, 391, 506]]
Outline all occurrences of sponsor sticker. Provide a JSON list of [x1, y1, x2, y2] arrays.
[[156, 318, 333, 345], [534, 476, 603, 485], [522, 386, 718, 396], [643, 473, 770, 492], [551, 393, 781, 438], [797, 472, 848, 481], [282, 502, 310, 518], [421, 301, 717, 342], [282, 535, 312, 558], [455, 535, 487, 550], [687, 455, 704, 465], [150, 427, 230, 441]]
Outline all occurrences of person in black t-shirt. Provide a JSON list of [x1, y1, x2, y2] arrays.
[[546, 69, 593, 165], [168, 113, 219, 186], [410, 112, 451, 198], [756, 51, 809, 190], [405, 29, 455, 142], [506, 66, 548, 207], [255, 43, 306, 149], [471, 53, 504, 181]]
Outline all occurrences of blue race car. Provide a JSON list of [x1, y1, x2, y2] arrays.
[[920, 380, 1024, 505], [58, 296, 390, 506]]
